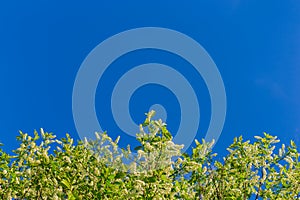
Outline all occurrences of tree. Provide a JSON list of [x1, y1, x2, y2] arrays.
[[0, 111, 299, 199]]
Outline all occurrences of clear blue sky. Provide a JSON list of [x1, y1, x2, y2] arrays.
[[0, 1, 299, 156]]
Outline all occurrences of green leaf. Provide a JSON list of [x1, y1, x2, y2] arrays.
[[290, 140, 296, 148], [147, 177, 156, 183], [61, 179, 71, 189], [115, 172, 126, 179], [67, 191, 76, 200], [134, 146, 143, 151]]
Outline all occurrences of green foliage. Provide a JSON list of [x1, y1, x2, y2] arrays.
[[0, 111, 299, 199]]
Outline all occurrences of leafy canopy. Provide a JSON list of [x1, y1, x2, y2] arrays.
[[0, 111, 299, 199]]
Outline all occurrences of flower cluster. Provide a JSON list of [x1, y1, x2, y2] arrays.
[[0, 111, 299, 199]]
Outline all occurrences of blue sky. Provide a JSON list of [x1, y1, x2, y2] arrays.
[[0, 1, 299, 156]]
